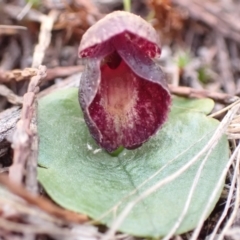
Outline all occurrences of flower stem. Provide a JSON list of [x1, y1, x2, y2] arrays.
[[123, 0, 131, 12], [109, 146, 124, 157]]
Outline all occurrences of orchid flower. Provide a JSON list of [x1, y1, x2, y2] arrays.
[[78, 11, 171, 152]]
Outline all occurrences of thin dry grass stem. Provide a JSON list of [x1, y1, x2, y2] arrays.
[[190, 146, 240, 240], [44, 65, 84, 81], [0, 186, 96, 239], [209, 99, 240, 118], [216, 35, 236, 94], [0, 84, 23, 105], [0, 217, 75, 236], [32, 11, 58, 67], [2, 4, 46, 23], [0, 214, 101, 239], [227, 106, 240, 139], [217, 152, 240, 240], [17, 2, 32, 20], [0, 25, 27, 30], [25, 103, 38, 194], [231, 139, 237, 150], [0, 25, 27, 35], [0, 174, 88, 223], [229, 123, 240, 129], [228, 134, 240, 140], [162, 138, 217, 240], [102, 103, 239, 240], [208, 145, 240, 240], [227, 128, 240, 139], [190, 106, 240, 240], [91, 130, 215, 225], [0, 66, 84, 84], [228, 116, 240, 125], [169, 84, 239, 104], [0, 196, 61, 225], [0, 181, 75, 236]]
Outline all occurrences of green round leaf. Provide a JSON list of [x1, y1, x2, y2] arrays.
[[38, 88, 228, 237], [171, 96, 214, 115]]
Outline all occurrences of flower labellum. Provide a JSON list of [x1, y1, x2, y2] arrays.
[[78, 11, 171, 153]]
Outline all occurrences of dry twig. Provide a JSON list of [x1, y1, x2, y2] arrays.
[[0, 65, 84, 83], [216, 35, 235, 94], [9, 66, 46, 184], [0, 84, 22, 105], [0, 68, 37, 83], [32, 11, 58, 67], [0, 174, 88, 224], [169, 84, 239, 104], [0, 25, 27, 35]]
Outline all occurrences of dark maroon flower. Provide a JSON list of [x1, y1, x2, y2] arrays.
[[78, 11, 171, 152]]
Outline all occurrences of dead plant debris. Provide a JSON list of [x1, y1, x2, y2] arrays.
[[0, 0, 240, 239]]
